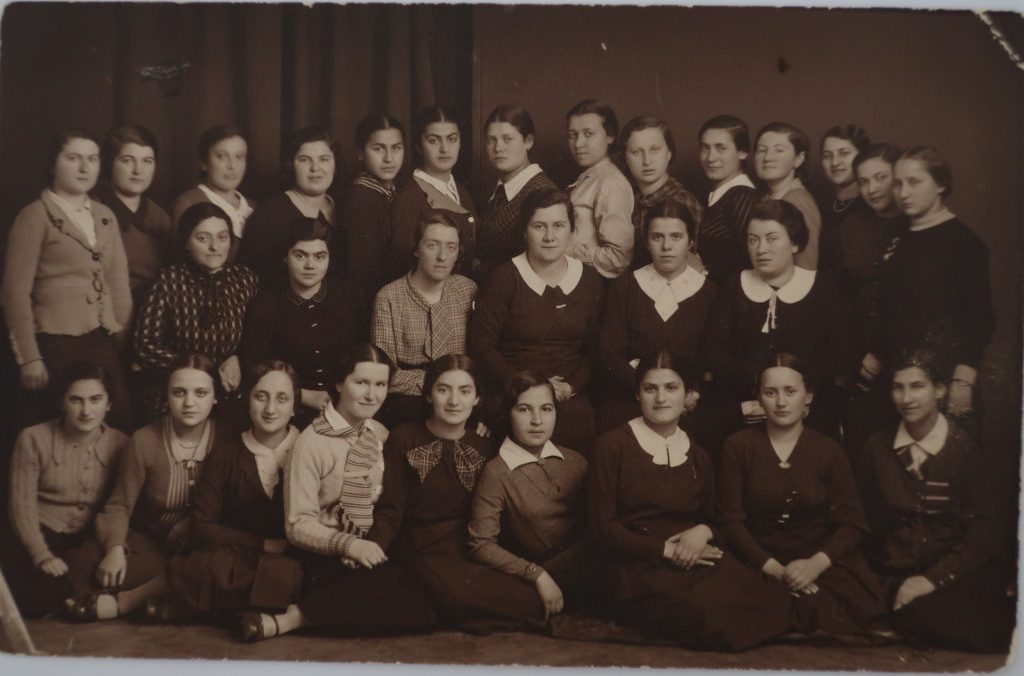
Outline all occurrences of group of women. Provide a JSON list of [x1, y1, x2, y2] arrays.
[[0, 100, 1012, 654]]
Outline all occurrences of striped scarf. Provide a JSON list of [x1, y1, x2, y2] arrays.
[[312, 414, 380, 535]]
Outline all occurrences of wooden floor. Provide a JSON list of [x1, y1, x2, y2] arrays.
[[0, 617, 1013, 673]]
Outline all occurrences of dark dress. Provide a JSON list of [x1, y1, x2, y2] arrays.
[[718, 427, 885, 635], [857, 420, 1013, 653], [477, 170, 558, 280], [695, 183, 757, 284], [367, 422, 546, 630], [588, 424, 793, 651], [816, 193, 864, 274], [238, 192, 336, 288], [630, 176, 704, 270]]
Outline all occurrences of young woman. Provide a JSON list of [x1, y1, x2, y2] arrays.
[[1, 127, 132, 430], [598, 200, 716, 432], [134, 202, 259, 422], [753, 122, 822, 270], [239, 127, 337, 286], [695, 115, 758, 283], [468, 370, 593, 619], [565, 99, 634, 279], [478, 105, 558, 279], [372, 211, 478, 428], [166, 360, 302, 622], [1, 363, 130, 617], [64, 354, 222, 621], [620, 115, 703, 270], [817, 125, 871, 272], [367, 354, 547, 630], [338, 113, 405, 334], [240, 217, 359, 430], [588, 350, 793, 651], [241, 344, 435, 641], [386, 106, 477, 282], [718, 354, 885, 637], [858, 348, 1012, 652], [172, 125, 254, 243], [471, 187, 605, 453]]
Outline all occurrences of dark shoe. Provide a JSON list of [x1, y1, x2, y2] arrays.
[[240, 611, 279, 642]]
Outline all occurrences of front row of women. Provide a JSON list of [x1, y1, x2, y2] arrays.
[[2, 345, 1013, 653]]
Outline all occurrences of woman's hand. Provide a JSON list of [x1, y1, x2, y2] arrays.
[[664, 525, 713, 569], [38, 556, 69, 577], [339, 556, 359, 569], [761, 558, 786, 581], [346, 538, 387, 569], [20, 360, 48, 391], [475, 421, 492, 438], [686, 250, 706, 274], [301, 389, 332, 412], [549, 377, 573, 403], [741, 400, 766, 424], [946, 380, 974, 415], [219, 355, 242, 392], [783, 552, 831, 592], [262, 538, 289, 555], [534, 570, 564, 620], [858, 353, 883, 389], [893, 575, 936, 611], [96, 546, 128, 588]]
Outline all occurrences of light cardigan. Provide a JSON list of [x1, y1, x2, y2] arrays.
[[1, 190, 132, 365]]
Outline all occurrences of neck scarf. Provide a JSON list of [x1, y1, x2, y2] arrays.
[[406, 437, 485, 493], [312, 412, 380, 534]]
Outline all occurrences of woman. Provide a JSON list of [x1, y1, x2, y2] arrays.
[[588, 350, 793, 651], [478, 105, 558, 279], [598, 200, 716, 432], [471, 187, 604, 453], [338, 114, 405, 334], [1, 127, 132, 430], [64, 354, 221, 620], [372, 211, 477, 428], [818, 125, 871, 271], [239, 127, 337, 286], [858, 348, 1012, 652], [468, 370, 593, 619], [565, 99, 634, 279], [241, 344, 435, 641], [240, 217, 359, 430], [1, 363, 130, 617], [620, 115, 703, 270], [134, 202, 259, 422], [702, 199, 853, 447], [386, 106, 477, 282], [165, 360, 302, 622], [754, 122, 822, 270], [368, 354, 547, 630], [718, 353, 885, 637], [171, 125, 253, 242], [695, 115, 758, 283]]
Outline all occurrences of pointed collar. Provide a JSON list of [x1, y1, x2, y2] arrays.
[[628, 417, 691, 468], [893, 414, 949, 457], [512, 253, 583, 296], [492, 163, 543, 202], [708, 173, 756, 207], [40, 189, 110, 250], [51, 421, 115, 466], [569, 156, 615, 191], [413, 169, 465, 209], [498, 437, 564, 471], [634, 264, 706, 307], [353, 172, 396, 198], [740, 266, 816, 304], [322, 403, 358, 435], [285, 189, 334, 219], [198, 183, 253, 238]]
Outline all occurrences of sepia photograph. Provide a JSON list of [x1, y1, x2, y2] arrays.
[[0, 1, 1020, 673]]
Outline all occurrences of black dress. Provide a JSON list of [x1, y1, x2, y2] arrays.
[[477, 170, 558, 281], [695, 183, 757, 284], [238, 192, 337, 288]]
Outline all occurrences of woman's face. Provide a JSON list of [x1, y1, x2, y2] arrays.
[[52, 137, 101, 197], [167, 367, 216, 431], [625, 127, 671, 191], [428, 369, 479, 428], [360, 128, 404, 186], [509, 384, 556, 452], [891, 366, 945, 426], [111, 142, 156, 198], [568, 113, 612, 169], [249, 370, 295, 438], [821, 137, 859, 188], [186, 216, 232, 273], [293, 140, 335, 197], [525, 203, 572, 265], [420, 121, 460, 175], [286, 238, 330, 291], [747, 218, 797, 279], [699, 128, 746, 184], [647, 217, 690, 279], [62, 378, 110, 435], [754, 131, 804, 185], [758, 366, 812, 429], [856, 157, 897, 215], [486, 122, 533, 176], [894, 158, 945, 218], [415, 223, 460, 282], [637, 368, 687, 428], [335, 361, 390, 424], [202, 135, 247, 193]]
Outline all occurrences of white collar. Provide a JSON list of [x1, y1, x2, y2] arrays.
[[242, 425, 299, 458], [414, 168, 460, 204], [893, 414, 949, 456], [634, 264, 706, 306], [493, 163, 543, 202], [740, 267, 816, 304], [324, 402, 358, 433], [198, 183, 253, 238], [628, 417, 690, 468], [909, 207, 955, 232], [285, 189, 334, 218], [498, 437, 564, 471], [708, 173, 756, 207], [47, 189, 92, 215], [512, 253, 583, 296]]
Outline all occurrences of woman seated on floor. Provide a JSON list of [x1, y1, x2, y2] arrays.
[[588, 349, 794, 651], [718, 353, 886, 638]]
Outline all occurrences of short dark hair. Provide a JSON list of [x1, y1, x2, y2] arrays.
[[356, 113, 405, 149], [247, 359, 301, 404], [634, 349, 692, 397], [756, 352, 815, 393], [698, 115, 750, 154], [177, 201, 235, 252], [56, 361, 114, 402], [748, 199, 810, 252], [853, 142, 902, 175], [643, 198, 697, 241], [284, 215, 332, 251], [282, 126, 337, 175], [412, 105, 460, 163], [485, 105, 535, 141], [103, 124, 159, 178], [47, 127, 100, 182], [821, 124, 871, 154], [891, 346, 952, 385], [198, 124, 247, 162], [518, 187, 575, 238], [166, 353, 218, 388], [423, 354, 481, 403], [898, 146, 953, 199], [502, 370, 558, 417], [566, 99, 620, 144], [330, 343, 394, 405], [621, 115, 676, 158], [755, 122, 810, 181]]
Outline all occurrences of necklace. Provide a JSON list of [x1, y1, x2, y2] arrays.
[[833, 197, 855, 213]]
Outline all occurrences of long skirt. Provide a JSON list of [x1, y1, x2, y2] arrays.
[[787, 553, 888, 636], [0, 522, 89, 617], [169, 546, 303, 614], [63, 528, 168, 596]]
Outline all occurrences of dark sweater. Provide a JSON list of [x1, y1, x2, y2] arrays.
[[239, 193, 337, 287], [695, 184, 757, 284], [337, 175, 396, 328], [631, 177, 705, 270], [386, 178, 478, 282], [477, 171, 558, 275]]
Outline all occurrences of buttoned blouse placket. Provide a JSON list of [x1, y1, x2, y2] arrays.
[[44, 203, 111, 313]]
